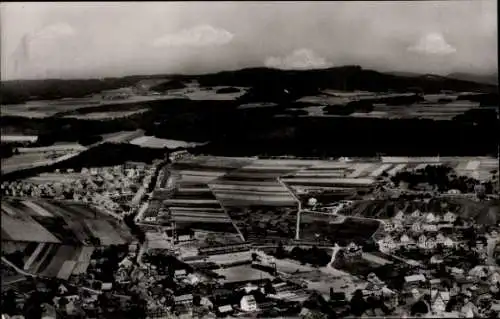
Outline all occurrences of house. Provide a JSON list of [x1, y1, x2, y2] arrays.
[[58, 284, 69, 295], [425, 213, 437, 224], [412, 209, 422, 218], [490, 271, 500, 284], [384, 222, 394, 233], [443, 237, 455, 248], [379, 236, 397, 252], [431, 290, 450, 314], [240, 295, 258, 312], [430, 255, 444, 264], [175, 268, 187, 277], [468, 266, 488, 279], [183, 273, 200, 286], [119, 257, 133, 269], [217, 305, 233, 316], [423, 224, 438, 232], [400, 234, 413, 245], [404, 274, 427, 290], [41, 303, 57, 319], [174, 294, 193, 306], [101, 282, 112, 291], [418, 234, 427, 246], [412, 222, 423, 233], [393, 210, 405, 222], [443, 211, 457, 223]]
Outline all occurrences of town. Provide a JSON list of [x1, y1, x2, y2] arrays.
[[2, 149, 499, 318], [1, 2, 498, 318]]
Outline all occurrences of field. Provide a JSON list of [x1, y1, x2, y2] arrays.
[[1, 151, 80, 174], [63, 109, 148, 120], [84, 220, 126, 246], [130, 136, 206, 149], [18, 243, 94, 279], [214, 264, 273, 283], [299, 215, 381, 246], [2, 198, 132, 245], [100, 129, 145, 144]]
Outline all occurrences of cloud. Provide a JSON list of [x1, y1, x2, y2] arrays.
[[264, 49, 331, 70], [408, 32, 456, 55], [152, 25, 234, 48], [33, 23, 76, 40]]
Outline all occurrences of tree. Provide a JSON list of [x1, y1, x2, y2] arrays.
[[275, 242, 286, 259], [349, 289, 367, 317], [410, 299, 429, 316], [2, 290, 19, 316], [58, 296, 69, 309]]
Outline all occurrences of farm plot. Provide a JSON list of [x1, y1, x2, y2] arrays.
[[40, 245, 82, 278], [210, 163, 300, 207], [130, 136, 206, 149], [215, 265, 273, 283], [299, 216, 381, 246], [19, 200, 54, 217], [25, 243, 59, 273], [1, 151, 72, 174], [1, 211, 60, 244], [84, 219, 126, 246], [32, 216, 82, 245], [281, 177, 375, 188]]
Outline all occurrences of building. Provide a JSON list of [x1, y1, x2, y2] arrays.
[[174, 294, 193, 306], [240, 295, 258, 312]]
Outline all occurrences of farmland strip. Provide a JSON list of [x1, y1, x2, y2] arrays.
[[21, 201, 53, 217], [369, 164, 393, 177], [23, 243, 46, 271], [387, 163, 407, 176]]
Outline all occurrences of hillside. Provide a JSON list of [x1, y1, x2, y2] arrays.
[[1, 66, 496, 105], [344, 198, 500, 225], [447, 72, 498, 85]]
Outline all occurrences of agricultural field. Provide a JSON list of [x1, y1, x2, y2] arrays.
[[1, 201, 61, 243], [63, 109, 148, 120], [1, 199, 132, 245], [214, 264, 273, 283], [100, 129, 145, 144], [18, 243, 95, 279], [210, 159, 308, 207], [84, 219, 127, 246], [130, 136, 206, 149], [165, 183, 239, 234], [299, 216, 381, 246], [1, 150, 80, 174]]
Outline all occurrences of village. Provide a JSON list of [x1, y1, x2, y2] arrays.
[[1, 149, 499, 319]]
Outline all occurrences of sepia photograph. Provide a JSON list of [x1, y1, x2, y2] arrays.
[[1, 1, 499, 318]]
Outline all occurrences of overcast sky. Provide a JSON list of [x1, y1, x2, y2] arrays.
[[1, 1, 497, 80]]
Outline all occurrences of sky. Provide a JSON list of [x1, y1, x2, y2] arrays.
[[1, 1, 497, 80]]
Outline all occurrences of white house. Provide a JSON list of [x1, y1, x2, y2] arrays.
[[240, 295, 258, 312], [423, 224, 438, 232], [412, 222, 423, 233], [430, 255, 444, 264], [393, 210, 405, 222], [443, 212, 457, 223], [400, 234, 413, 245], [425, 213, 436, 224], [411, 209, 422, 218], [384, 222, 394, 233], [443, 237, 455, 248], [431, 290, 450, 314], [380, 236, 397, 252]]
